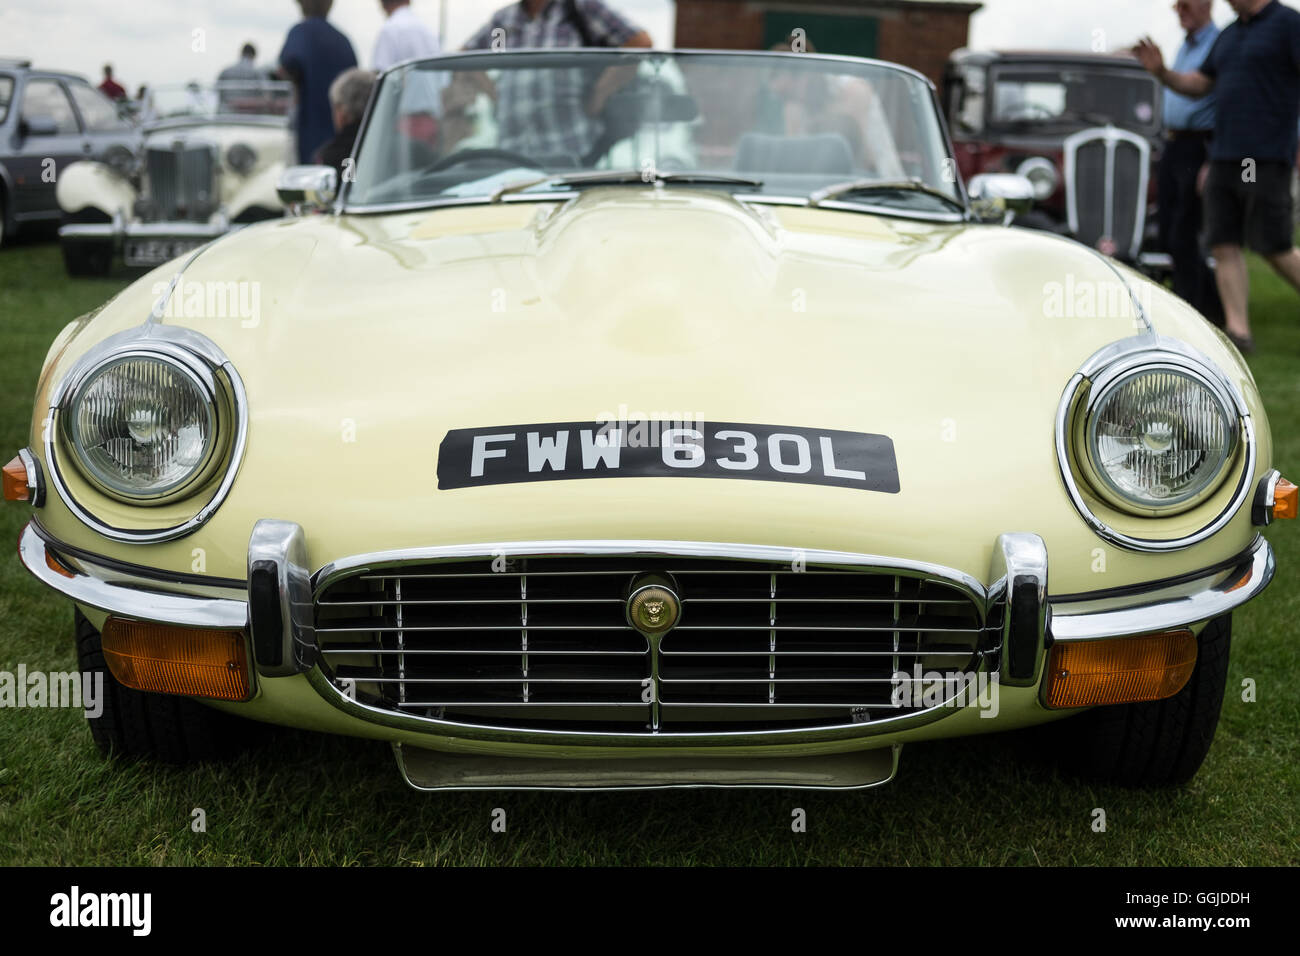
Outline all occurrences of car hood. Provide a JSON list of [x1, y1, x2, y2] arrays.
[[40, 187, 1259, 590], [176, 185, 1146, 386]]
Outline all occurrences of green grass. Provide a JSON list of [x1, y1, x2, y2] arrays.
[[0, 238, 1297, 866]]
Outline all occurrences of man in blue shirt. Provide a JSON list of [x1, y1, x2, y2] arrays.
[[1157, 1, 1224, 327], [1137, 0, 1300, 353], [279, 0, 358, 165]]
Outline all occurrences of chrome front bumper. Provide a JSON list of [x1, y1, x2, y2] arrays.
[[18, 519, 1276, 741], [59, 218, 230, 244], [59, 214, 231, 266]]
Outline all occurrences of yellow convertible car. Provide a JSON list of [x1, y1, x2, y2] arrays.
[[5, 49, 1293, 790]]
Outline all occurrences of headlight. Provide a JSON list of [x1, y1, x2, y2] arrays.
[[63, 352, 219, 501], [103, 145, 137, 178], [1083, 366, 1236, 511], [227, 143, 257, 175], [1016, 156, 1058, 201], [1057, 340, 1255, 552]]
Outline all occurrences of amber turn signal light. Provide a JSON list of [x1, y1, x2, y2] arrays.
[[2, 455, 29, 502], [1273, 478, 1298, 520], [1044, 630, 1197, 709], [101, 618, 252, 701]]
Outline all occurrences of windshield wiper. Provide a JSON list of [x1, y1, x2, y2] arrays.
[[490, 169, 763, 202], [807, 178, 965, 212]]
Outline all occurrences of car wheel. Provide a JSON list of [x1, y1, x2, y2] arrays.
[[1055, 614, 1231, 787], [0, 187, 8, 247], [75, 609, 250, 763], [61, 241, 114, 277]]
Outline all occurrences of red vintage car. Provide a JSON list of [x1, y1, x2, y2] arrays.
[[943, 49, 1171, 275]]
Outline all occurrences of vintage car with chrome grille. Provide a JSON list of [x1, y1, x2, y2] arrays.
[[4, 49, 1291, 792], [943, 49, 1172, 276], [55, 81, 293, 276]]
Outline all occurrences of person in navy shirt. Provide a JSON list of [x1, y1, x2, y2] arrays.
[[1137, 0, 1300, 353], [1156, 1, 1224, 327], [279, 0, 358, 165]]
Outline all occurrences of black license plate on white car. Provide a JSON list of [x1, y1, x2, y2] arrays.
[[124, 238, 205, 267]]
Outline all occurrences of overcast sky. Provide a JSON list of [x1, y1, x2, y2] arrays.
[[3, 0, 1298, 90]]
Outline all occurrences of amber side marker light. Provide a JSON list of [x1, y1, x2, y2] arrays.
[[2, 455, 29, 501], [1274, 478, 1298, 520], [101, 618, 252, 701], [1045, 630, 1197, 709]]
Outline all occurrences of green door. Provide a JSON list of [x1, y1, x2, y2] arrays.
[[762, 12, 878, 58]]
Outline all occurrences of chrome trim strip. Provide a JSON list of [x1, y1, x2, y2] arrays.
[[376, 46, 937, 90], [1049, 536, 1273, 641], [1253, 469, 1282, 526], [248, 519, 316, 677], [305, 663, 977, 747], [1054, 337, 1256, 552], [989, 533, 1048, 687], [59, 222, 228, 240], [313, 539, 992, 612], [393, 740, 901, 792], [17, 447, 43, 507], [18, 522, 248, 629], [1080, 247, 1154, 333], [44, 325, 249, 544]]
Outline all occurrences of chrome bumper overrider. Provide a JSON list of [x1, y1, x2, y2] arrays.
[[19, 520, 1276, 744]]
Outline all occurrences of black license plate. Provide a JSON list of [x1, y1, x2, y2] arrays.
[[438, 420, 900, 493], [123, 238, 205, 267]]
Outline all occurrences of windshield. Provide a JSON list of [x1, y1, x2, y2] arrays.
[[143, 81, 293, 122], [347, 51, 962, 216], [989, 66, 1159, 132]]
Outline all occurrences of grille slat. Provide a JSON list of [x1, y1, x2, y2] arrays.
[[314, 553, 993, 733]]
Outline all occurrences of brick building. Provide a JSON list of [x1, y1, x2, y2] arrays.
[[673, 0, 983, 85]]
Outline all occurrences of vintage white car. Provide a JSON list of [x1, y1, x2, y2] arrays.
[[6, 50, 1292, 792], [55, 81, 293, 275]]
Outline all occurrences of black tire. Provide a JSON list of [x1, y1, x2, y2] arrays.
[[61, 241, 114, 277], [1056, 614, 1232, 787], [75, 609, 249, 764]]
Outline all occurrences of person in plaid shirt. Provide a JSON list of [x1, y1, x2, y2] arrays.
[[460, 0, 651, 160]]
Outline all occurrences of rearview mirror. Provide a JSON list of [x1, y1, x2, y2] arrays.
[[968, 173, 1035, 225], [277, 165, 338, 213]]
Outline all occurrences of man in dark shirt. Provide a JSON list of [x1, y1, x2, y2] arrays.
[[1137, 0, 1300, 352], [278, 0, 358, 165]]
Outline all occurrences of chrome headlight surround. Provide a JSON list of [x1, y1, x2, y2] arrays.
[[1015, 156, 1058, 201], [46, 325, 248, 543], [1056, 339, 1254, 552]]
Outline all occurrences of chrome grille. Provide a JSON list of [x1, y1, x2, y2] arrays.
[[1065, 125, 1150, 262], [146, 145, 215, 221], [314, 554, 993, 733]]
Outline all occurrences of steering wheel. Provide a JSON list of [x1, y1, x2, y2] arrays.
[[429, 147, 541, 173]]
